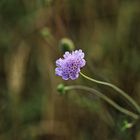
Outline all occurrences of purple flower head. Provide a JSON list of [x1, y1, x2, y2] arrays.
[[55, 49, 86, 80]]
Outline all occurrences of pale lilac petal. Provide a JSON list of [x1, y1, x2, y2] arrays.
[[55, 68, 62, 76], [62, 72, 69, 80], [72, 50, 78, 55], [77, 50, 84, 58], [70, 72, 79, 80], [56, 58, 63, 67], [80, 59, 86, 67], [63, 52, 71, 58]]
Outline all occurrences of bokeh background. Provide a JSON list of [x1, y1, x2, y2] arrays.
[[0, 0, 140, 140]]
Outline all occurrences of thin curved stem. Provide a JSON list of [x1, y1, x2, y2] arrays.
[[65, 85, 139, 120], [80, 72, 140, 113]]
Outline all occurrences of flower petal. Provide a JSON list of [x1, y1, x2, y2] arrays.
[[69, 72, 79, 80], [62, 72, 69, 80], [63, 51, 71, 58], [55, 67, 62, 76], [56, 58, 63, 67]]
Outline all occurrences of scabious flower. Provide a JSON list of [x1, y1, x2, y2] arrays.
[[55, 49, 86, 80]]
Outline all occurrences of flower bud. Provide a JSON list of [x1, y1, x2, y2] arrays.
[[40, 27, 51, 38], [57, 84, 66, 95], [59, 38, 75, 53]]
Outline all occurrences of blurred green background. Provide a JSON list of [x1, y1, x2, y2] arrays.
[[0, 0, 140, 140]]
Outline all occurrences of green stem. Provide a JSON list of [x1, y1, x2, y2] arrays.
[[65, 85, 139, 120], [80, 72, 140, 113]]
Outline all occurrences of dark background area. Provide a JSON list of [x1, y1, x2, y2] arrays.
[[0, 0, 140, 139]]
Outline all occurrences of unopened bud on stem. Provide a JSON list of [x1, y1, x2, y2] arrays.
[[59, 38, 75, 53]]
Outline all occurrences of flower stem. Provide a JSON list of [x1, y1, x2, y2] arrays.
[[65, 85, 139, 120], [80, 72, 140, 113]]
